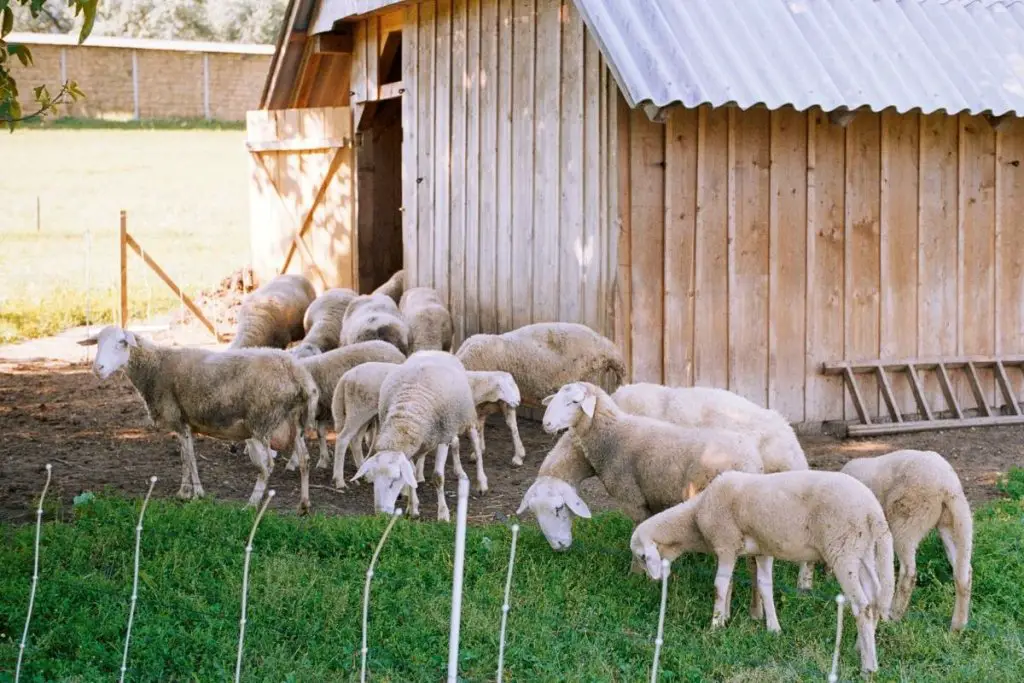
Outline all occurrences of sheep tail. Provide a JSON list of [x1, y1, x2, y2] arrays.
[[606, 353, 627, 391], [871, 523, 896, 620], [944, 492, 974, 628], [297, 367, 320, 433]]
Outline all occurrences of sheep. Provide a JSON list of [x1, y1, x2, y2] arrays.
[[350, 350, 484, 521], [455, 322, 626, 407], [516, 431, 596, 550], [398, 286, 454, 353], [610, 382, 814, 590], [289, 287, 359, 358], [466, 370, 526, 466], [229, 273, 316, 349], [330, 360, 401, 489], [840, 449, 973, 631], [340, 293, 411, 354], [372, 269, 405, 304], [78, 325, 319, 514], [630, 469, 895, 674]]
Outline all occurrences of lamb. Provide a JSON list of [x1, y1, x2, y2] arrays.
[[630, 469, 895, 674], [455, 322, 626, 407], [840, 449, 973, 631], [466, 370, 526, 466], [78, 325, 319, 513], [372, 269, 405, 304], [330, 360, 401, 489], [351, 351, 484, 521], [290, 287, 359, 358], [398, 286, 454, 352], [340, 293, 411, 354], [610, 382, 814, 590], [229, 273, 316, 349]]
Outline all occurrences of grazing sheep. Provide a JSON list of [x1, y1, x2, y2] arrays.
[[455, 322, 626, 407], [611, 383, 814, 590], [340, 293, 411, 354], [630, 469, 895, 674], [841, 449, 973, 631], [290, 287, 359, 358], [466, 370, 526, 466], [229, 273, 316, 349], [78, 325, 319, 513], [372, 269, 405, 304], [330, 361, 401, 489], [399, 286, 454, 352], [351, 351, 484, 521], [516, 432, 596, 550]]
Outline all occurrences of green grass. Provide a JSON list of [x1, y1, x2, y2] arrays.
[[15, 116, 247, 131], [0, 125, 250, 343], [2, 474, 1024, 682]]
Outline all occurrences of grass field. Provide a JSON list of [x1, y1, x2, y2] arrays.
[[2, 471, 1023, 682], [0, 119, 250, 343]]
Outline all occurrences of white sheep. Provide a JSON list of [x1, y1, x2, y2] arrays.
[[229, 273, 316, 349], [350, 350, 484, 521], [630, 469, 895, 674], [515, 431, 596, 550], [340, 293, 411, 355], [372, 269, 405, 304], [79, 325, 319, 513], [611, 382, 814, 590], [330, 360, 401, 489], [455, 322, 626, 407], [290, 287, 359, 358], [466, 370, 526, 466], [841, 448, 973, 631], [399, 286, 454, 353]]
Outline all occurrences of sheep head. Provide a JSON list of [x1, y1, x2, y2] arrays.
[[289, 342, 323, 359], [77, 325, 138, 380], [516, 476, 591, 550], [541, 382, 597, 433], [629, 527, 669, 580], [351, 451, 417, 514]]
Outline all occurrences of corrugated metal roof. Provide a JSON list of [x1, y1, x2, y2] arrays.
[[574, 0, 1024, 117]]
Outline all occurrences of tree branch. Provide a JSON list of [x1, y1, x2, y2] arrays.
[[1, 83, 72, 124]]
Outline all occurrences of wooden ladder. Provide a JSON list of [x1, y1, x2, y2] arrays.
[[821, 356, 1024, 436]]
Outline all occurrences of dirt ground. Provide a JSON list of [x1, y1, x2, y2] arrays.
[[2, 358, 1022, 525]]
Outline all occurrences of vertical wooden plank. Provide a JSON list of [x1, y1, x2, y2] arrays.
[[959, 113, 997, 409], [402, 3, 420, 286], [582, 29, 602, 333], [532, 0, 561, 324], [805, 109, 846, 423], [728, 106, 771, 406], [433, 0, 453, 304], [918, 113, 959, 415], [629, 108, 666, 384], [357, 115, 376, 291], [598, 52, 611, 339], [844, 112, 882, 419], [880, 110, 920, 416], [768, 106, 807, 421], [464, 0, 482, 338], [417, 1, 437, 289], [996, 120, 1024, 403], [495, 0, 514, 331], [614, 93, 632, 378], [559, 0, 585, 325], [450, 0, 468, 344], [511, 0, 536, 328], [352, 21, 368, 104], [693, 106, 729, 389], [663, 107, 698, 388], [478, 0, 499, 333], [366, 17, 379, 102]]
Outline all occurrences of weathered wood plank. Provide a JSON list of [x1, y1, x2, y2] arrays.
[[351, 20, 368, 104], [848, 414, 1024, 437], [805, 108, 846, 422], [464, 0, 481, 338], [728, 106, 771, 405], [433, 0, 453, 303], [366, 16, 379, 102], [478, 0, 498, 333], [996, 119, 1024, 409], [664, 107, 697, 388], [582, 29, 602, 333], [450, 0, 468, 344], [693, 105, 729, 389], [768, 106, 807, 419], [936, 363, 964, 419], [495, 0, 513, 331], [417, 1, 437, 289], [533, 0, 561, 324], [559, 0, 584, 325], [614, 92, 632, 378], [906, 365, 934, 421], [875, 366, 903, 423], [402, 4, 419, 288], [511, 0, 536, 329]]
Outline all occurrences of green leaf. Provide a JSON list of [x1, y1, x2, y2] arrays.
[[8, 43, 32, 67], [77, 0, 97, 43], [2, 8, 13, 39], [73, 490, 96, 506]]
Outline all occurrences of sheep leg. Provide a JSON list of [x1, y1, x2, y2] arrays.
[[290, 432, 312, 515], [401, 481, 420, 518], [175, 426, 204, 499], [415, 451, 426, 483], [467, 426, 488, 494], [502, 404, 527, 467], [746, 556, 764, 621], [711, 555, 737, 629], [754, 556, 781, 633], [937, 524, 972, 631], [796, 561, 814, 591], [891, 535, 920, 621], [835, 561, 878, 674], [315, 421, 331, 469], [434, 442, 451, 522], [246, 439, 272, 507], [474, 415, 487, 463], [332, 418, 367, 490]]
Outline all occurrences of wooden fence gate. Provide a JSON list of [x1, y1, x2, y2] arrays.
[[246, 106, 356, 291]]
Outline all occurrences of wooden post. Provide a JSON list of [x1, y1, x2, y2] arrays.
[[120, 210, 128, 327]]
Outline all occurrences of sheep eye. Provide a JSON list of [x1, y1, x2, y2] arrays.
[[119, 339, 128, 348]]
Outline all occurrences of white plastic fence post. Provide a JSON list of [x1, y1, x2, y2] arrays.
[[828, 594, 846, 682], [447, 475, 471, 683], [496, 523, 520, 682], [234, 489, 275, 683], [649, 558, 671, 683], [119, 476, 157, 683], [360, 507, 404, 683], [15, 463, 52, 683]]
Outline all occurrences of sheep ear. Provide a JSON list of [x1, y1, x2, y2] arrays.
[[77, 336, 98, 347], [351, 456, 377, 482], [565, 488, 591, 519], [516, 482, 538, 515], [124, 331, 139, 347], [399, 458, 418, 488], [541, 394, 555, 406], [581, 394, 597, 418]]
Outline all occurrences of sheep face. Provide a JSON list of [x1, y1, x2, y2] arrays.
[[289, 342, 322, 359], [516, 476, 591, 550], [541, 382, 596, 433], [629, 529, 667, 580], [77, 325, 138, 380], [351, 451, 417, 514], [494, 372, 521, 407]]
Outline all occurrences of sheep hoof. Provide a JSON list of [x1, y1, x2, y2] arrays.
[[296, 500, 311, 516], [246, 494, 263, 508], [285, 460, 298, 472], [332, 478, 347, 491], [315, 458, 330, 469], [766, 623, 782, 634], [176, 487, 193, 500], [437, 507, 450, 522], [511, 456, 525, 467], [193, 486, 205, 498]]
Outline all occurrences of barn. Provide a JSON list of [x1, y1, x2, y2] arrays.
[[248, 0, 1024, 432]]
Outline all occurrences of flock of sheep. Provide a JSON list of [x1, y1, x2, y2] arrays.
[[79, 270, 974, 674]]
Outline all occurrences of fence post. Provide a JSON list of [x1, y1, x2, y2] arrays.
[[447, 475, 471, 683], [360, 508, 404, 683], [496, 523, 520, 682], [234, 489, 275, 683], [120, 210, 128, 328], [15, 464, 52, 683], [649, 558, 671, 683], [119, 476, 158, 683], [828, 594, 846, 683]]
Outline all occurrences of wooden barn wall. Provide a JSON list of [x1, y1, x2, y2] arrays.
[[400, 0, 615, 347], [618, 104, 1024, 425]]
